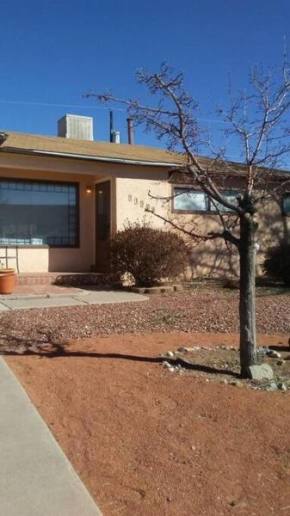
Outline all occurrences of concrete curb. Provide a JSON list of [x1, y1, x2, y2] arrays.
[[0, 289, 89, 301]]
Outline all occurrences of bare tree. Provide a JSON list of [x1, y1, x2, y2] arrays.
[[86, 60, 290, 377]]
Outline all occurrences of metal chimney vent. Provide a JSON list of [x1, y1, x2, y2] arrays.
[[111, 130, 121, 144], [57, 114, 93, 141]]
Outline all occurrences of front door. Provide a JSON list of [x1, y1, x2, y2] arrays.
[[95, 181, 111, 272]]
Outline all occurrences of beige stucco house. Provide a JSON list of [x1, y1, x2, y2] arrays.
[[0, 116, 289, 279]]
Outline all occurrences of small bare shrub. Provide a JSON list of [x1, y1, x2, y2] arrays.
[[110, 223, 188, 287], [263, 241, 290, 286]]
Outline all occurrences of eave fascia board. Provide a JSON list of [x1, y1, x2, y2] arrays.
[[0, 147, 181, 168]]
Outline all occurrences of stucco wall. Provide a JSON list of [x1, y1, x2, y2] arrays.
[[115, 172, 290, 279], [20, 248, 48, 273], [115, 172, 240, 278], [115, 168, 170, 230]]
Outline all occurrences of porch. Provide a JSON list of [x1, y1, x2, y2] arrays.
[[0, 134, 126, 274], [0, 275, 148, 311]]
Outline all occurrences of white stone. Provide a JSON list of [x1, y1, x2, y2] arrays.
[[278, 382, 287, 391], [229, 380, 244, 388], [265, 382, 278, 392], [267, 350, 281, 358], [247, 364, 274, 381]]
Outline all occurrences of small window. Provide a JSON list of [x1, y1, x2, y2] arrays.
[[173, 188, 208, 212], [209, 191, 238, 212], [283, 194, 290, 216], [173, 187, 238, 213]]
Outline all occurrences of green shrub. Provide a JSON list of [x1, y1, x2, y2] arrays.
[[110, 223, 188, 287], [263, 241, 290, 286]]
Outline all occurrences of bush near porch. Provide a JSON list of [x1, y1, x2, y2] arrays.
[[110, 223, 188, 287]]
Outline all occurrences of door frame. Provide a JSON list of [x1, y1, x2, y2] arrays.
[[94, 177, 114, 268]]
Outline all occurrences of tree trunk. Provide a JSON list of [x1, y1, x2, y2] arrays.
[[239, 213, 258, 377]]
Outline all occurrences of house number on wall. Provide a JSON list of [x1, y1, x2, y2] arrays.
[[127, 194, 148, 211]]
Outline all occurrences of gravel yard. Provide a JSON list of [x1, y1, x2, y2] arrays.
[[0, 288, 290, 351], [3, 288, 290, 515]]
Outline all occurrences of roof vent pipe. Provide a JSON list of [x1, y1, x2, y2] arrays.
[[127, 118, 134, 145], [112, 130, 121, 144], [0, 133, 8, 146], [109, 110, 114, 142]]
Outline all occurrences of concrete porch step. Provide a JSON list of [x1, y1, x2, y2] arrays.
[[16, 272, 119, 287]]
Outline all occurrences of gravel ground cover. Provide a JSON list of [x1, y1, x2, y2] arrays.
[[0, 288, 290, 352], [3, 289, 290, 515], [5, 333, 290, 516]]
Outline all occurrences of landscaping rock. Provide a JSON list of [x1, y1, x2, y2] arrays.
[[165, 351, 174, 358], [278, 382, 287, 391], [266, 350, 281, 358], [247, 364, 274, 381], [258, 347, 270, 356], [177, 346, 200, 353], [229, 380, 244, 388], [130, 287, 146, 294], [265, 382, 278, 392]]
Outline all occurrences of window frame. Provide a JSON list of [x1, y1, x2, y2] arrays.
[[282, 193, 290, 217], [0, 177, 80, 248], [171, 186, 238, 214]]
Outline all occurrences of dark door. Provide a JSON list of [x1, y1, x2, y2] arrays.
[[95, 181, 111, 272]]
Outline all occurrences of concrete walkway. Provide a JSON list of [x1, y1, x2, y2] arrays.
[[0, 357, 102, 516], [0, 289, 148, 311]]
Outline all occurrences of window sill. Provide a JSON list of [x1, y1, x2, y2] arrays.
[[0, 245, 80, 249], [172, 209, 236, 215], [0, 244, 49, 249]]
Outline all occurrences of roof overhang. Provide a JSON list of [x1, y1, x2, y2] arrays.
[[0, 146, 180, 168]]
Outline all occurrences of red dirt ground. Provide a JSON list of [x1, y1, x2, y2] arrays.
[[5, 333, 290, 516]]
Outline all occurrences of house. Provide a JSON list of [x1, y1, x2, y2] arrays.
[[0, 115, 289, 279]]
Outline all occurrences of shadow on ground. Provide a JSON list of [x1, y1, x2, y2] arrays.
[[1, 334, 240, 378]]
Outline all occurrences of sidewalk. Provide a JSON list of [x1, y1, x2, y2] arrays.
[[0, 289, 148, 311], [0, 357, 102, 516]]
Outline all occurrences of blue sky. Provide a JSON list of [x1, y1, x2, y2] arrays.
[[1, 0, 290, 153]]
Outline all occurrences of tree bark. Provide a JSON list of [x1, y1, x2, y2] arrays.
[[239, 212, 258, 377]]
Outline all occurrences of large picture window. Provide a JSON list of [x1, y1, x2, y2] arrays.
[[173, 188, 238, 213], [0, 180, 78, 247]]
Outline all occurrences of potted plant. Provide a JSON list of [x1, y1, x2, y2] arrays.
[[0, 260, 16, 294]]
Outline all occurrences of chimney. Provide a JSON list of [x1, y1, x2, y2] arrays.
[[127, 118, 134, 145], [58, 114, 93, 141]]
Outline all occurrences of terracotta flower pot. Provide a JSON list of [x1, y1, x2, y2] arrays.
[[0, 269, 16, 295]]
